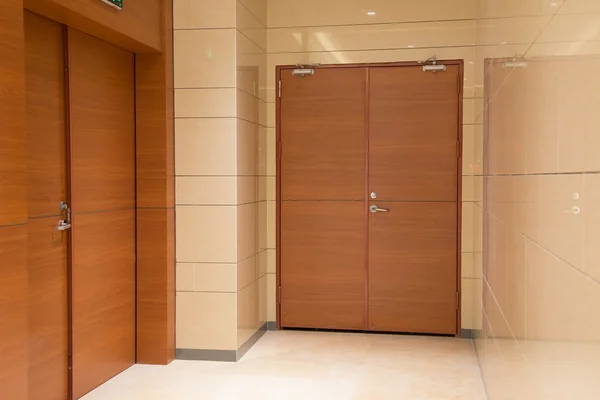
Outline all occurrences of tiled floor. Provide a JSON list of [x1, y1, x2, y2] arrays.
[[82, 331, 486, 400]]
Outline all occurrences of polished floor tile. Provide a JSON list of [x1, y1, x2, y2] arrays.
[[81, 331, 485, 400]]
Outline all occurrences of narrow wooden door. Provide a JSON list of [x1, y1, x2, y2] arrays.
[[67, 28, 136, 398], [368, 65, 460, 334], [24, 11, 69, 400], [280, 68, 367, 330]]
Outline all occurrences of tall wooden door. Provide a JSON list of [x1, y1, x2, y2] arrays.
[[368, 65, 460, 334], [279, 63, 461, 335], [24, 11, 69, 400], [280, 68, 367, 330], [67, 28, 136, 398]]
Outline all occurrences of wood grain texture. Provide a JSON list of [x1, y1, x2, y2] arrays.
[[72, 210, 135, 399], [281, 201, 365, 330], [24, 12, 69, 400], [25, 11, 67, 219], [68, 28, 136, 397], [136, 208, 175, 365], [369, 65, 460, 202], [27, 218, 68, 400], [135, 0, 175, 365], [368, 202, 458, 334], [68, 28, 135, 214], [135, 0, 174, 209], [24, 0, 161, 53], [281, 68, 366, 201], [0, 226, 28, 400], [0, 0, 27, 227]]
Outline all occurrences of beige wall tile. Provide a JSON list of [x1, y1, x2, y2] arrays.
[[237, 255, 257, 290], [267, 273, 276, 321], [461, 253, 475, 278], [475, 16, 550, 45], [237, 119, 258, 176], [538, 13, 600, 43], [462, 202, 474, 253], [194, 263, 237, 292], [239, 0, 267, 26], [175, 88, 236, 118], [584, 174, 600, 282], [237, 176, 258, 204], [462, 277, 482, 330], [174, 29, 236, 89], [529, 174, 585, 271], [176, 205, 237, 263], [237, 203, 258, 261], [268, 0, 475, 28], [265, 248, 276, 274], [266, 127, 276, 176], [176, 176, 237, 205], [237, 89, 259, 124], [237, 1, 267, 51], [266, 201, 276, 249], [257, 249, 267, 276], [237, 280, 262, 347], [268, 20, 474, 54], [258, 201, 267, 251], [176, 263, 194, 291], [476, 0, 561, 18], [463, 98, 475, 124], [559, 0, 600, 14], [175, 118, 237, 176], [462, 176, 483, 202], [174, 0, 236, 29], [259, 274, 268, 324], [176, 292, 237, 350]]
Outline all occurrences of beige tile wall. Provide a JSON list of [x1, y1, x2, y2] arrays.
[[265, 0, 482, 329], [174, 0, 267, 351], [476, 0, 600, 397]]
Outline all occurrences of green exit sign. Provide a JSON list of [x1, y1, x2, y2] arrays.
[[99, 0, 123, 10]]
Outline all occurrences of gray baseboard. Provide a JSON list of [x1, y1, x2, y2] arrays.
[[236, 323, 267, 360], [176, 323, 268, 362], [267, 321, 277, 331], [461, 329, 482, 339]]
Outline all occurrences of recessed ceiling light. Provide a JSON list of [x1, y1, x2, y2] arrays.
[[550, 2, 558, 7], [367, 11, 376, 16], [407, 45, 414, 48]]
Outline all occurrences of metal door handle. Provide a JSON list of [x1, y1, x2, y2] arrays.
[[370, 205, 390, 213], [56, 220, 72, 231]]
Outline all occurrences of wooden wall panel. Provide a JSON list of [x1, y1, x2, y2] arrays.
[[0, 226, 28, 400], [24, 11, 69, 400], [135, 0, 175, 365], [24, 0, 161, 52], [0, 1, 28, 399], [0, 0, 27, 227]]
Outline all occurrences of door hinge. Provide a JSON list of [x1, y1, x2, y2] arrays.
[[456, 140, 461, 159], [278, 80, 282, 98], [457, 73, 462, 94], [277, 141, 282, 160], [277, 286, 282, 304], [456, 292, 461, 310]]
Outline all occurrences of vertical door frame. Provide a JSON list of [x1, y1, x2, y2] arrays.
[[276, 61, 464, 335]]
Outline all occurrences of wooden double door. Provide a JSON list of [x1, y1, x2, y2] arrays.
[[25, 11, 135, 399], [279, 63, 462, 335]]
